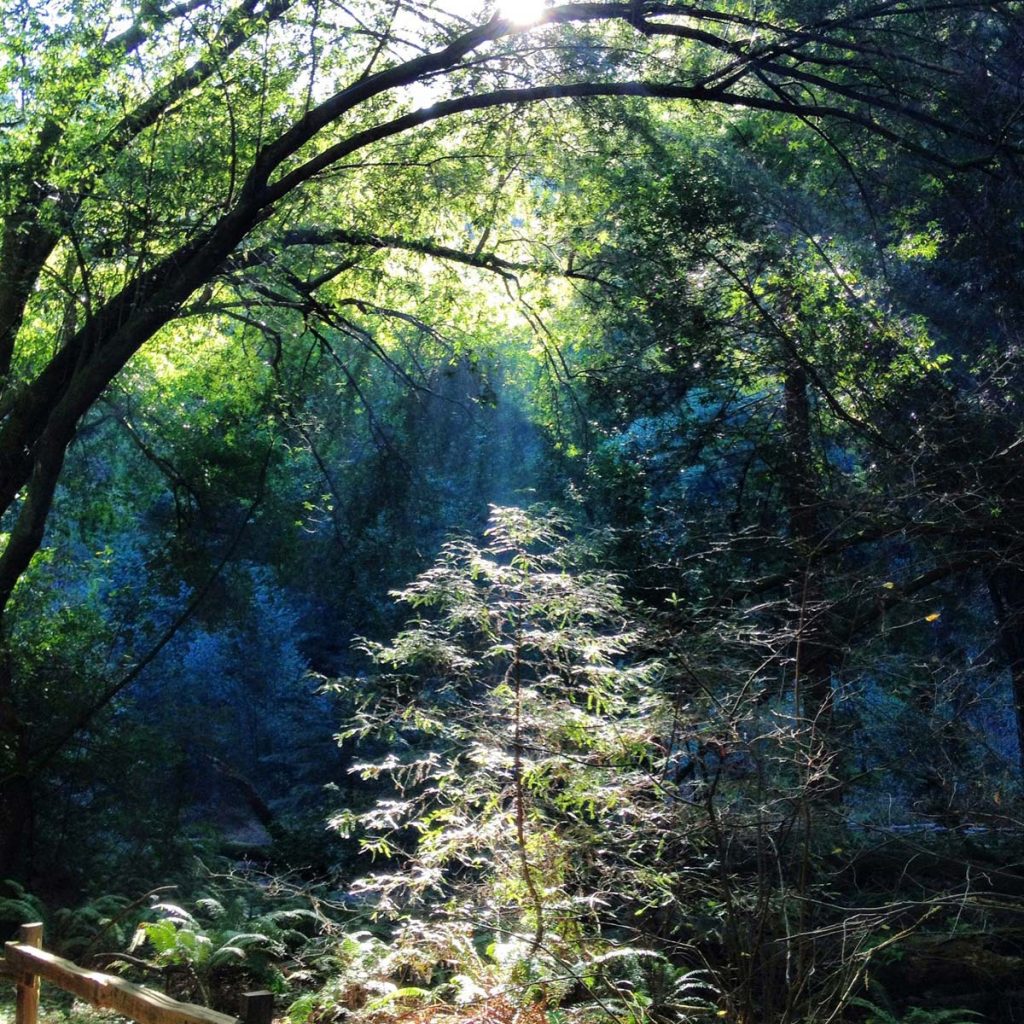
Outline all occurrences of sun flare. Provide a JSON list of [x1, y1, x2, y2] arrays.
[[495, 0, 547, 26]]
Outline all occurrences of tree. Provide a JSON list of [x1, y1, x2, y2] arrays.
[[334, 506, 738, 1016], [0, 0, 1021, 872], [526, 93, 1024, 811]]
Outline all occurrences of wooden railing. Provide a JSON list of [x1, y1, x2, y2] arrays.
[[3, 924, 273, 1024]]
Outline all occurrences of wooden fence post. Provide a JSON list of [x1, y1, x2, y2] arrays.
[[5, 926, 241, 1024], [241, 991, 274, 1024], [15, 922, 43, 1024]]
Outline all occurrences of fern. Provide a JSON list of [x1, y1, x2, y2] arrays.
[[0, 879, 45, 926], [363, 986, 432, 1011], [286, 993, 319, 1024], [850, 998, 982, 1024]]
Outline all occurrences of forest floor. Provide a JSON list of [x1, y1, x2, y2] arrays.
[[0, 998, 140, 1024]]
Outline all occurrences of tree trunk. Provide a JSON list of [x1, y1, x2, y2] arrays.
[[987, 566, 1024, 773], [781, 359, 836, 728], [0, 656, 34, 878]]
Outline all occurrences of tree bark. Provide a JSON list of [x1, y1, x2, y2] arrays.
[[0, 657, 33, 878], [987, 566, 1024, 773], [782, 359, 836, 728]]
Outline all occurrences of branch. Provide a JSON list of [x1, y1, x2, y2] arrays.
[[278, 226, 530, 279], [261, 78, 976, 208]]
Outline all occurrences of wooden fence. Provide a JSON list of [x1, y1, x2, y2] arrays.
[[2, 924, 273, 1024]]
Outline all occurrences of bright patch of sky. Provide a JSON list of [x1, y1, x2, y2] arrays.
[[464, 0, 547, 24], [399, 0, 548, 106]]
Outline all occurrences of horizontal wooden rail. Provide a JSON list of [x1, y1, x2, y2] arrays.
[[4, 924, 273, 1024]]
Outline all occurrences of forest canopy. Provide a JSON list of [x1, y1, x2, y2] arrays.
[[2, 1, 1024, 1022]]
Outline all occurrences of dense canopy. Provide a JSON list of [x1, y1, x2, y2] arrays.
[[2, 1, 1024, 1022]]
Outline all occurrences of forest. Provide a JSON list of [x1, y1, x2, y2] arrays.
[[1, 0, 1024, 1022]]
